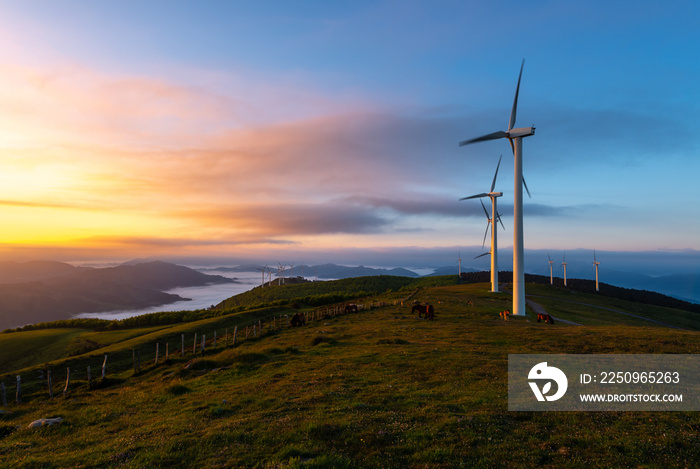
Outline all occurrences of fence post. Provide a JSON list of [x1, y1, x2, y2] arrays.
[[63, 368, 70, 397], [245, 326, 249, 338], [201, 334, 206, 353], [15, 376, 21, 404], [193, 333, 197, 354], [102, 355, 108, 379], [182, 334, 185, 357], [155, 343, 160, 365], [87, 366, 91, 389], [47, 370, 53, 399], [232, 325, 238, 346], [258, 320, 262, 335], [166, 342, 169, 360]]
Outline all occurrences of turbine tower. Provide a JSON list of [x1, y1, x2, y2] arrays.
[[457, 252, 462, 278], [460, 155, 504, 293], [562, 253, 568, 287], [459, 60, 535, 316], [593, 250, 600, 292], [257, 265, 268, 288], [548, 254, 554, 285]]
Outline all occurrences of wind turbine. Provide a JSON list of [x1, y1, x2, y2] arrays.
[[562, 253, 568, 287], [457, 252, 463, 277], [459, 59, 535, 316], [593, 250, 601, 292], [460, 155, 504, 293], [257, 265, 268, 288], [548, 254, 554, 285]]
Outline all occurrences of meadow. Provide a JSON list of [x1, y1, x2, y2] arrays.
[[0, 278, 698, 467]]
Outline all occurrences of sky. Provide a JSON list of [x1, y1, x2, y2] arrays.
[[0, 0, 699, 274]]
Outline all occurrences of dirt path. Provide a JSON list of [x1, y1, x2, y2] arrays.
[[526, 295, 685, 330]]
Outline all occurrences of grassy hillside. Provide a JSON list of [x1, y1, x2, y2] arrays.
[[0, 280, 698, 467]]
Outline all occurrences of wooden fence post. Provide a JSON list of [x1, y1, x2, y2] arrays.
[[258, 320, 262, 335], [193, 333, 197, 354], [63, 368, 70, 397], [201, 334, 206, 353], [166, 342, 169, 360], [47, 370, 53, 399], [102, 355, 108, 379], [155, 343, 159, 365], [15, 376, 21, 404], [181, 334, 185, 357], [232, 325, 238, 346], [253, 325, 257, 338], [245, 326, 249, 338], [87, 366, 91, 389]]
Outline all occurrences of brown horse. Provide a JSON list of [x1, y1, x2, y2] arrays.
[[290, 312, 306, 327], [537, 313, 554, 324], [412, 304, 435, 320], [344, 304, 358, 313]]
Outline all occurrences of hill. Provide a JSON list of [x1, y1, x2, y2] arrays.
[[0, 278, 697, 467], [0, 261, 235, 330]]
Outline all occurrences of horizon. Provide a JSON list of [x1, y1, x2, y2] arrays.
[[1, 2, 699, 270]]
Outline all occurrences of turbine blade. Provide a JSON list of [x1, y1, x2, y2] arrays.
[[522, 175, 531, 198], [509, 59, 525, 131], [497, 212, 505, 230], [480, 199, 489, 218], [459, 131, 508, 146], [482, 222, 490, 249], [490, 154, 503, 193], [474, 252, 490, 259], [460, 193, 489, 200]]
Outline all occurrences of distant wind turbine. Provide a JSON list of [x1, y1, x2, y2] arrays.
[[457, 252, 463, 277], [562, 253, 568, 287], [548, 254, 554, 285], [459, 59, 535, 316], [257, 265, 268, 288], [460, 155, 504, 293], [593, 250, 601, 292]]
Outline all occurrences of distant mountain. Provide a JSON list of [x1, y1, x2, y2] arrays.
[[221, 263, 419, 279], [424, 266, 480, 277], [0, 260, 86, 283], [0, 261, 236, 330], [309, 264, 419, 279]]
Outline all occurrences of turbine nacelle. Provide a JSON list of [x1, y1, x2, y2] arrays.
[[507, 126, 536, 138]]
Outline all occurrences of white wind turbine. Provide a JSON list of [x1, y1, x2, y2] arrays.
[[548, 254, 554, 285], [459, 59, 535, 316], [562, 253, 568, 287], [593, 250, 601, 292], [461, 155, 505, 293], [457, 252, 463, 277], [257, 265, 268, 288]]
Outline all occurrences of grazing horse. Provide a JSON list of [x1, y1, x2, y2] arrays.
[[537, 313, 554, 324], [412, 304, 435, 320], [290, 312, 306, 327], [499, 310, 510, 321], [344, 304, 358, 314]]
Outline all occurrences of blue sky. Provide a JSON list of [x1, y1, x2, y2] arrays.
[[0, 0, 698, 273]]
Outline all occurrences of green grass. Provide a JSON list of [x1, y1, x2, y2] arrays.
[[0, 281, 698, 467]]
